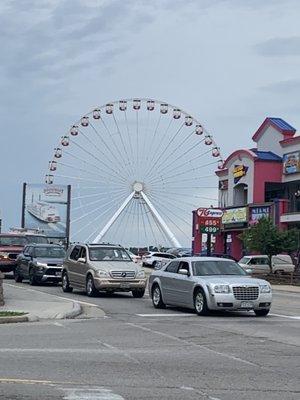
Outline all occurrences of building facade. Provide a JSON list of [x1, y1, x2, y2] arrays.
[[193, 117, 300, 260]]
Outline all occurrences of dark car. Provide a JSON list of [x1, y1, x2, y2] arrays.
[[0, 233, 49, 273], [14, 244, 65, 285]]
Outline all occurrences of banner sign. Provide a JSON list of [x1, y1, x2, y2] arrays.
[[283, 152, 300, 175], [233, 165, 248, 184], [22, 183, 71, 239], [222, 207, 247, 224], [249, 206, 270, 225], [197, 208, 223, 218]]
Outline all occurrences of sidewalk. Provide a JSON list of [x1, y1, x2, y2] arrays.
[[1, 283, 82, 322], [271, 284, 300, 293]]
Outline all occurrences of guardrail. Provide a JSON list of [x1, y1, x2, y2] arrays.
[[252, 271, 300, 286], [0, 272, 4, 306]]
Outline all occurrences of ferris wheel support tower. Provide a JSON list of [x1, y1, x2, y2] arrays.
[[92, 181, 181, 247]]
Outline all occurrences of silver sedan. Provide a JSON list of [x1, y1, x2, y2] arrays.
[[148, 257, 272, 316]]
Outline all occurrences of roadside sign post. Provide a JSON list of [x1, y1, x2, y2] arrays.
[[196, 208, 223, 256]]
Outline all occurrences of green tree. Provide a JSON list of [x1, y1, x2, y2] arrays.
[[240, 217, 298, 272]]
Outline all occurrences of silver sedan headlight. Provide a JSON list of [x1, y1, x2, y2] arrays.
[[212, 284, 231, 293], [136, 270, 146, 278], [260, 284, 271, 293]]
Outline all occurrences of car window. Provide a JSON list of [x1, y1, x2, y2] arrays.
[[26, 235, 49, 244], [0, 235, 27, 246], [34, 247, 65, 258], [80, 247, 87, 260], [28, 247, 34, 256], [165, 261, 180, 273], [23, 246, 30, 255], [70, 246, 81, 261], [178, 261, 190, 273], [239, 257, 250, 264], [192, 260, 247, 276], [89, 247, 131, 261]]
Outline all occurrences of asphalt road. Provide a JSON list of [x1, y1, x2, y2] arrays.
[[0, 281, 300, 400]]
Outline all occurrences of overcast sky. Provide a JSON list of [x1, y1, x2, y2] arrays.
[[1, 0, 300, 235]]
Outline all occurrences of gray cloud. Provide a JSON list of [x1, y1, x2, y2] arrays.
[[255, 36, 300, 57], [260, 79, 300, 94]]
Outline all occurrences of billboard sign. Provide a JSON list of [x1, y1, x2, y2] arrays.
[[249, 206, 271, 225], [22, 183, 71, 239], [283, 151, 300, 175], [222, 207, 247, 224]]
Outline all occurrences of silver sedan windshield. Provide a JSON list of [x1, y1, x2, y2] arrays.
[[192, 260, 247, 276]]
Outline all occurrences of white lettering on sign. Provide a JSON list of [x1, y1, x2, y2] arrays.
[[197, 208, 223, 218]]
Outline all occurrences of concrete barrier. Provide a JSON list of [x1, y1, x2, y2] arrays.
[[0, 272, 4, 306]]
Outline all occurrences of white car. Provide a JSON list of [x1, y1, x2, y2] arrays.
[[239, 255, 295, 274], [126, 250, 141, 264], [142, 252, 176, 268]]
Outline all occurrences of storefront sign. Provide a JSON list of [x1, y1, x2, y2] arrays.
[[222, 207, 247, 224], [233, 165, 248, 184], [283, 151, 300, 175], [249, 206, 270, 225], [197, 208, 223, 218]]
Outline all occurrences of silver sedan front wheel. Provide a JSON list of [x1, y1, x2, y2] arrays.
[[194, 288, 209, 316], [152, 284, 165, 309]]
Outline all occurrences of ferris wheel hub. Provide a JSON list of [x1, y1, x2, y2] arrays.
[[132, 181, 144, 193]]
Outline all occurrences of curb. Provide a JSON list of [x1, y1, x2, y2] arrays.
[[56, 302, 82, 319], [0, 314, 29, 324]]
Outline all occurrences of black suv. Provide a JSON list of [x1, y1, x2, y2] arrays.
[[15, 244, 65, 285]]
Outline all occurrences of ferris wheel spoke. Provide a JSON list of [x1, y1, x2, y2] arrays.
[[72, 188, 128, 201], [110, 198, 134, 244], [142, 202, 158, 248], [147, 130, 200, 180], [140, 111, 151, 178], [148, 160, 218, 186], [100, 118, 131, 172], [112, 113, 135, 178], [147, 194, 192, 233], [140, 201, 149, 245], [72, 190, 128, 212], [145, 122, 184, 179], [150, 188, 217, 203], [56, 160, 126, 187], [54, 173, 126, 187], [123, 111, 136, 171], [144, 113, 162, 171], [71, 193, 127, 224], [148, 175, 215, 189], [78, 128, 123, 176], [76, 198, 126, 240], [148, 191, 198, 215], [69, 138, 128, 182]]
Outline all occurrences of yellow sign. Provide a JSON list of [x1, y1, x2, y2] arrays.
[[222, 207, 247, 224], [233, 165, 248, 184]]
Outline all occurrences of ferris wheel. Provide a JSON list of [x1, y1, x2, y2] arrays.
[[46, 98, 223, 248]]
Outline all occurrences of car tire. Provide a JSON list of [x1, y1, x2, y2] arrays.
[[194, 288, 209, 316], [254, 309, 270, 317], [152, 284, 166, 309], [86, 275, 97, 297], [62, 272, 73, 293], [14, 270, 23, 283], [132, 289, 145, 298], [29, 269, 38, 286]]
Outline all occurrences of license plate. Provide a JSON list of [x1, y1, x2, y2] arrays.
[[120, 283, 130, 289], [55, 271, 62, 277], [241, 301, 253, 309]]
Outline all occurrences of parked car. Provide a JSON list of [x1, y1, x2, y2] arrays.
[[14, 244, 65, 285], [62, 243, 147, 297], [126, 250, 141, 263], [142, 252, 176, 268], [149, 257, 272, 316], [167, 247, 192, 257], [238, 255, 295, 274], [0, 232, 49, 273]]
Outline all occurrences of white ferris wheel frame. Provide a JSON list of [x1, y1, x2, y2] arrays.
[[46, 98, 223, 247]]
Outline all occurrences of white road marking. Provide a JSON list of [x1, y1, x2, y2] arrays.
[[4, 283, 99, 308], [99, 341, 140, 364], [136, 313, 194, 317], [126, 322, 258, 367], [53, 322, 64, 327], [62, 387, 125, 400], [270, 313, 300, 320]]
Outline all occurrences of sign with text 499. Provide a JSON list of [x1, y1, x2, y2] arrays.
[[199, 217, 221, 234]]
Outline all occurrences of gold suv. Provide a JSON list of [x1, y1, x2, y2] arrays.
[[62, 243, 147, 297]]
